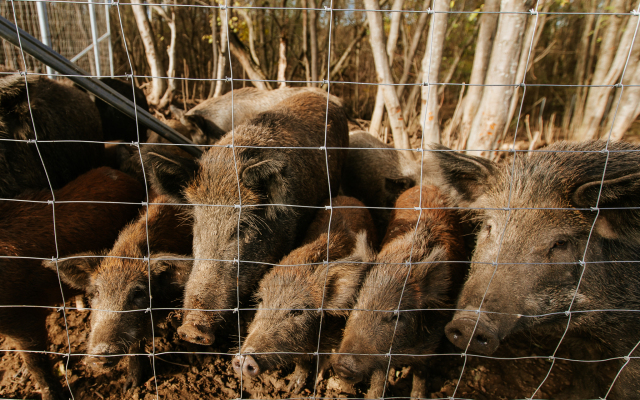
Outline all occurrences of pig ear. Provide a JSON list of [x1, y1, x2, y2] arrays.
[[571, 172, 640, 239], [323, 232, 375, 315], [182, 114, 225, 145], [428, 144, 497, 206], [42, 253, 101, 291], [241, 159, 288, 219], [384, 177, 415, 197], [142, 145, 199, 203]]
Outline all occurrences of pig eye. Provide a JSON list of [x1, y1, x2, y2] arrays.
[[290, 309, 304, 317], [132, 288, 147, 300], [483, 223, 492, 235], [550, 240, 568, 252], [384, 311, 400, 322]]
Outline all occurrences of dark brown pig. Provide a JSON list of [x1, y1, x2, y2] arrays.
[[44, 194, 193, 392], [332, 185, 467, 399], [0, 74, 103, 198], [170, 86, 343, 145], [143, 92, 349, 346], [0, 167, 145, 400], [441, 140, 640, 399], [232, 196, 377, 393]]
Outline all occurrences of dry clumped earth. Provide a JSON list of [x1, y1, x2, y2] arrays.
[[0, 299, 578, 400]]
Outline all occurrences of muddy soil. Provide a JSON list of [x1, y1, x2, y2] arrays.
[[0, 299, 592, 400]]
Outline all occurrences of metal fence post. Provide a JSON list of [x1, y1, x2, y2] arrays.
[[105, 0, 114, 77], [88, 0, 101, 77], [35, 0, 54, 78]]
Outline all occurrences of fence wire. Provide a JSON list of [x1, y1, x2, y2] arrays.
[[0, 1, 639, 400]]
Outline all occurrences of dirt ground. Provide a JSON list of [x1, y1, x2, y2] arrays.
[[0, 299, 587, 400]]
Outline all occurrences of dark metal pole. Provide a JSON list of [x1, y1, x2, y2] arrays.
[[0, 15, 202, 157]]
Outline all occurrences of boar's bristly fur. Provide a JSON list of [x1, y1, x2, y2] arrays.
[[0, 167, 144, 400], [143, 92, 349, 346], [233, 196, 377, 393], [0, 74, 104, 199], [45, 194, 193, 392], [443, 140, 640, 399], [333, 185, 467, 399]]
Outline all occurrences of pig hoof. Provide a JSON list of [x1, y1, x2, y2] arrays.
[[177, 324, 214, 345]]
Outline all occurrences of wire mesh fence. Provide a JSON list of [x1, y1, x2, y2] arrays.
[[0, 0, 639, 399]]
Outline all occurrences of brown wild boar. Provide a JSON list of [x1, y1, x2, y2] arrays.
[[441, 141, 640, 399], [0, 167, 145, 400], [0, 74, 103, 198], [333, 185, 467, 399], [44, 194, 193, 392], [143, 92, 350, 346], [170, 86, 343, 145], [233, 196, 377, 393]]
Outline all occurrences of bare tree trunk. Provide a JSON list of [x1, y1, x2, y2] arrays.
[[365, 0, 411, 152], [575, 0, 632, 140], [214, 5, 229, 97], [397, 0, 430, 97], [277, 35, 287, 88], [457, 0, 499, 148], [466, 0, 528, 155], [301, 0, 311, 85], [370, 0, 404, 138], [419, 0, 449, 145], [309, 0, 319, 86], [151, 3, 177, 109], [208, 5, 219, 98], [131, 0, 166, 105], [237, 9, 261, 67], [500, 0, 549, 141], [609, 23, 640, 140], [229, 32, 272, 90]]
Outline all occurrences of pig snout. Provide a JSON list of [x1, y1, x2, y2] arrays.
[[445, 309, 500, 355], [85, 343, 123, 370], [232, 351, 261, 378], [332, 355, 365, 384], [177, 322, 215, 345]]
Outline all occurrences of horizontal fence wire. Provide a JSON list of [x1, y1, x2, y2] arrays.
[[0, 0, 639, 399]]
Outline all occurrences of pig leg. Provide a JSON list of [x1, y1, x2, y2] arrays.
[[3, 309, 65, 400], [365, 369, 386, 399], [410, 367, 427, 399], [285, 362, 310, 393], [123, 340, 150, 393]]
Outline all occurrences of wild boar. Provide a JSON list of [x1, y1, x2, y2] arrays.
[[232, 196, 377, 393], [170, 86, 344, 145], [442, 140, 640, 399], [44, 194, 193, 392], [0, 74, 103, 198], [143, 92, 349, 346], [0, 167, 145, 400], [332, 185, 467, 399]]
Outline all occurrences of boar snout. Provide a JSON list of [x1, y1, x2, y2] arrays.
[[332, 355, 365, 384], [85, 355, 119, 369], [177, 322, 214, 346], [232, 351, 261, 378], [445, 309, 500, 355]]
